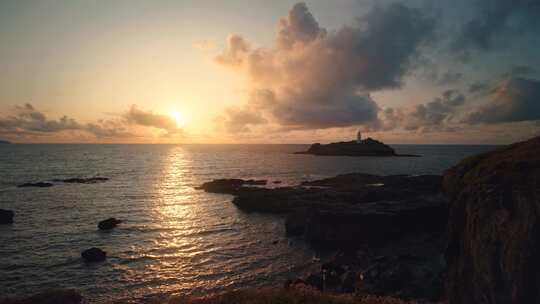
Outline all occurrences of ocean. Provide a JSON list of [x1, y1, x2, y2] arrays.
[[0, 144, 496, 303]]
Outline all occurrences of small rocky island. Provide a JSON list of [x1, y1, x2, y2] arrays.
[[296, 131, 418, 157], [0, 139, 11, 144]]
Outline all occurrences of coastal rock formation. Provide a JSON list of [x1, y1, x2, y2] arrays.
[[17, 182, 53, 188], [295, 138, 418, 157], [0, 140, 10, 144], [81, 247, 107, 263], [0, 209, 14, 224], [98, 218, 122, 230], [198, 173, 448, 300], [444, 136, 540, 304]]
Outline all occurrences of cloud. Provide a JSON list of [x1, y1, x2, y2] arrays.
[[216, 106, 267, 133], [215, 2, 436, 132], [0, 103, 82, 134], [502, 65, 538, 78], [463, 77, 540, 124], [400, 89, 466, 131], [468, 82, 490, 94], [123, 105, 182, 134], [373, 89, 467, 133], [451, 0, 540, 56], [436, 71, 463, 86], [0, 104, 183, 141]]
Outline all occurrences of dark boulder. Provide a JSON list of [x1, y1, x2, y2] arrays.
[[0, 209, 14, 224], [98, 218, 122, 230], [444, 136, 540, 304], [81, 247, 107, 262], [17, 182, 53, 188]]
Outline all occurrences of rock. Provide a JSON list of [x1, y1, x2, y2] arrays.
[[98, 218, 122, 230], [0, 209, 14, 224], [273, 180, 282, 184], [358, 253, 445, 300], [303, 199, 448, 250], [81, 247, 107, 262], [244, 179, 267, 185], [285, 210, 308, 236], [52, 177, 109, 184], [196, 179, 267, 194], [444, 136, 540, 304], [0, 140, 10, 144], [0, 289, 82, 304], [305, 273, 323, 290], [17, 182, 53, 188], [295, 138, 419, 157]]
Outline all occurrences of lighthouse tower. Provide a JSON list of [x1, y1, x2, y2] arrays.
[[356, 130, 363, 143]]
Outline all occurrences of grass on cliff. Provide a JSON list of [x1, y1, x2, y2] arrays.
[[167, 289, 418, 304]]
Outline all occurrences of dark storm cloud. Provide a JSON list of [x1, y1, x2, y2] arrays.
[[464, 77, 540, 124], [502, 65, 538, 78], [436, 71, 463, 86], [401, 89, 466, 131], [468, 82, 490, 94], [451, 0, 540, 56], [216, 2, 437, 131]]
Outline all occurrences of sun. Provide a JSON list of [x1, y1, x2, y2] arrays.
[[170, 111, 185, 127]]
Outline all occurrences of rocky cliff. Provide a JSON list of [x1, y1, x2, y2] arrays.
[[443, 136, 540, 303]]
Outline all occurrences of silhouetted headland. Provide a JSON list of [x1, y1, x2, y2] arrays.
[[0, 139, 11, 144]]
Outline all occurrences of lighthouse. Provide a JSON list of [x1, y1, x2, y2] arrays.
[[356, 130, 362, 143]]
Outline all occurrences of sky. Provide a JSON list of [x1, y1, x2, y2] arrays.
[[0, 0, 539, 144]]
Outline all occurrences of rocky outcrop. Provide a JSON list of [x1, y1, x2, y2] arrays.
[[295, 138, 419, 157], [52, 177, 109, 184], [196, 179, 267, 194], [81, 247, 107, 262], [198, 173, 448, 301], [17, 177, 110, 188], [98, 218, 122, 230], [0, 140, 10, 144], [444, 136, 540, 304], [17, 182, 53, 188], [0, 209, 14, 224]]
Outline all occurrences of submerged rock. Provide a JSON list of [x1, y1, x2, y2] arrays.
[[98, 218, 122, 230], [17, 182, 53, 188], [444, 136, 540, 304], [0, 209, 14, 224], [81, 247, 107, 262]]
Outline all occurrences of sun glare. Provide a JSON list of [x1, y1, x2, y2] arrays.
[[171, 111, 185, 127]]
